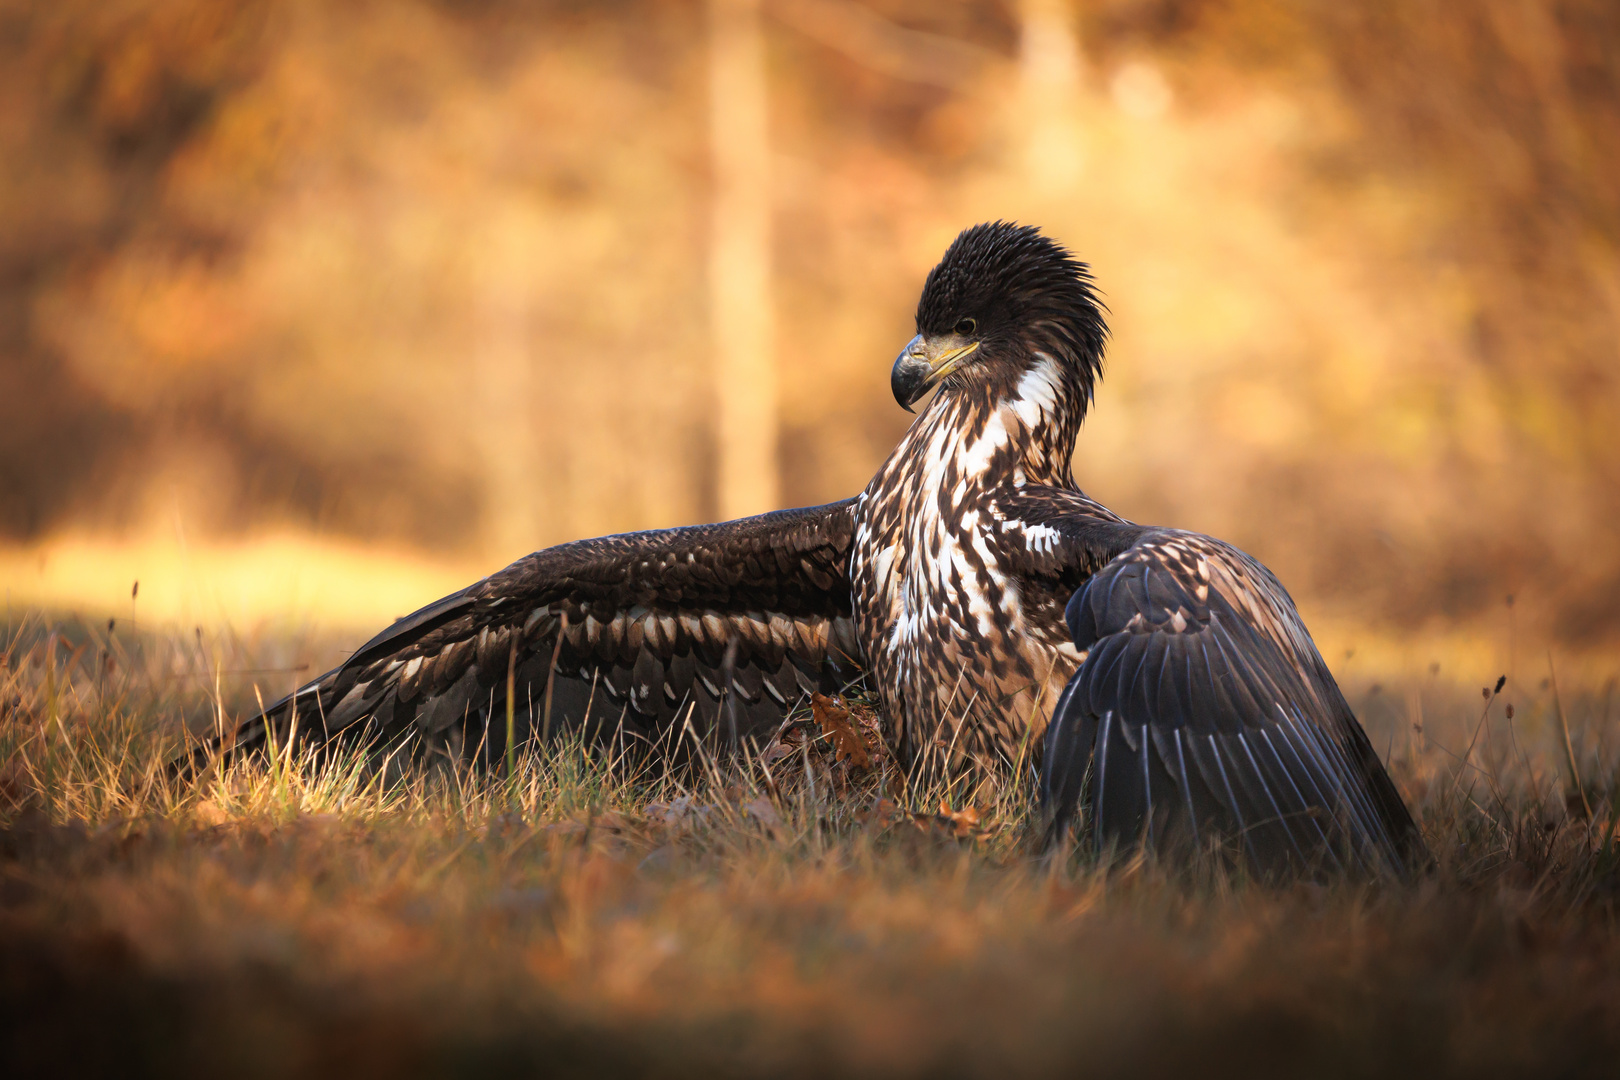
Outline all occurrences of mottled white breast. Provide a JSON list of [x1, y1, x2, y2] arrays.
[[849, 355, 1084, 764]]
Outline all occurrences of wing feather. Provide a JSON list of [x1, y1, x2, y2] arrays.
[[211, 501, 864, 767], [1008, 496, 1426, 878]]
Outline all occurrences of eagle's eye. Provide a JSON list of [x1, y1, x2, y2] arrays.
[[954, 318, 976, 336]]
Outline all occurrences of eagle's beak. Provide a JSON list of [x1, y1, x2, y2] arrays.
[[890, 334, 980, 412]]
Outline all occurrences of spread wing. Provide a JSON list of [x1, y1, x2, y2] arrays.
[[218, 501, 864, 765], [1000, 489, 1426, 878]]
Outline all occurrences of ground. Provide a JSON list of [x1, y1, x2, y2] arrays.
[[2, 612, 1618, 1078]]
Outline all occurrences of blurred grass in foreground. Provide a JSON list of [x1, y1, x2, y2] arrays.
[[3, 613, 1620, 1078]]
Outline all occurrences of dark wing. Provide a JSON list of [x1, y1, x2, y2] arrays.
[[999, 490, 1425, 878], [221, 501, 863, 765]]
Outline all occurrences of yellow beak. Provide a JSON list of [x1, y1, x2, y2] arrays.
[[890, 334, 981, 412]]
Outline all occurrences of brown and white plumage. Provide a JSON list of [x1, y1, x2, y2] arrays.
[[218, 221, 1425, 877], [1030, 511, 1424, 876], [226, 504, 863, 764]]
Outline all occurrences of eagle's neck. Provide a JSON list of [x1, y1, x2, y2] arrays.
[[891, 351, 1082, 498]]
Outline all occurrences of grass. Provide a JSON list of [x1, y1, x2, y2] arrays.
[[3, 612, 1620, 1078]]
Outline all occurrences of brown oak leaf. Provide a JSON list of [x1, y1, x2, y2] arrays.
[[813, 693, 870, 771], [936, 802, 983, 838]]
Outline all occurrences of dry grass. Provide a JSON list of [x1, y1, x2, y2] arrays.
[[3, 611, 1619, 1079]]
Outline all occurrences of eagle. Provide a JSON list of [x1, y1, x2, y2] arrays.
[[218, 222, 1425, 877]]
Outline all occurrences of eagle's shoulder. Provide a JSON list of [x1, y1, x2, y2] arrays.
[[482, 499, 858, 610], [985, 484, 1139, 582]]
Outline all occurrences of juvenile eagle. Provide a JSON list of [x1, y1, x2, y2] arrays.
[[223, 222, 1424, 876]]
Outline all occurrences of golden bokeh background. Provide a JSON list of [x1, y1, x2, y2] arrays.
[[2, 0, 1617, 656]]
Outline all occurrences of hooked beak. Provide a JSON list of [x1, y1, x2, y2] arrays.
[[889, 334, 980, 412]]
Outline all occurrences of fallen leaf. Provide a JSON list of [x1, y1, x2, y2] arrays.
[[857, 796, 900, 826], [813, 693, 870, 770], [937, 802, 983, 837], [758, 739, 798, 768], [758, 715, 809, 768], [644, 796, 715, 828], [743, 796, 782, 830], [894, 802, 989, 838]]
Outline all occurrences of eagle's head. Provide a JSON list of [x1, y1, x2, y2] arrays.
[[891, 222, 1107, 416]]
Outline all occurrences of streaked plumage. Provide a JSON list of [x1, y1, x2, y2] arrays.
[[237, 505, 864, 763], [216, 221, 1425, 877]]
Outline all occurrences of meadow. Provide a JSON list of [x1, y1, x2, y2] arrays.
[[3, 610, 1618, 1078], [3, 1, 1618, 1075]]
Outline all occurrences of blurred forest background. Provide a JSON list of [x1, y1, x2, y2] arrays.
[[1, 0, 1617, 649]]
